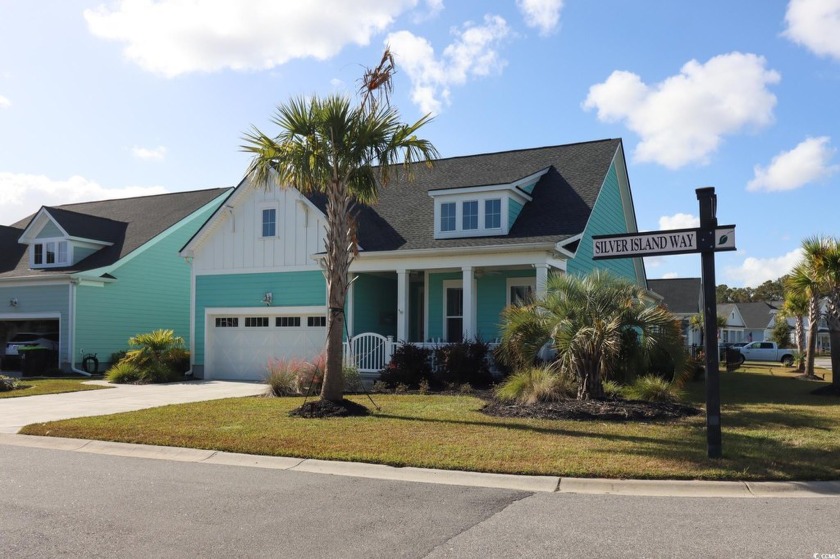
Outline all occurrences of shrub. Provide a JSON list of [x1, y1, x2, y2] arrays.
[[265, 357, 306, 396], [602, 379, 624, 399], [418, 378, 431, 395], [624, 375, 682, 403], [0, 374, 20, 392], [112, 329, 188, 384], [433, 339, 493, 388], [372, 380, 389, 393], [343, 366, 363, 392], [495, 366, 576, 404], [109, 350, 128, 368], [379, 343, 433, 388], [106, 361, 145, 384]]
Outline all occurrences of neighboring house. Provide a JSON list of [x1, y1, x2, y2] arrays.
[[0, 188, 231, 372], [647, 278, 702, 347], [181, 138, 647, 381]]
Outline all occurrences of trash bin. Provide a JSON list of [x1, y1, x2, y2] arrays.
[[20, 348, 50, 376]]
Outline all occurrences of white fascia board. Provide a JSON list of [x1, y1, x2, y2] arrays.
[[554, 234, 582, 258], [546, 257, 568, 272], [180, 175, 249, 257], [348, 243, 556, 272], [17, 208, 68, 244], [65, 237, 113, 248]]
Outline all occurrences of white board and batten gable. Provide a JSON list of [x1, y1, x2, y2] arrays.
[[182, 176, 328, 273]]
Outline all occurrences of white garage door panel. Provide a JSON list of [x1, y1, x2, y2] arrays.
[[207, 315, 326, 381]]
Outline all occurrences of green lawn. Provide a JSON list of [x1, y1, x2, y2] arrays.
[[19, 366, 840, 481], [0, 377, 112, 399]]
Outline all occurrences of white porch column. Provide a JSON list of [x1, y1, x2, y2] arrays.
[[535, 263, 549, 298], [396, 269, 409, 342], [462, 266, 474, 341], [346, 274, 356, 338]]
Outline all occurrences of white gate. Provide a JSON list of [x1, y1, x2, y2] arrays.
[[345, 333, 393, 373]]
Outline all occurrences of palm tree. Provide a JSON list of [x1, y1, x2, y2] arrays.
[[689, 312, 727, 348], [778, 289, 808, 372], [786, 236, 833, 379], [242, 55, 438, 404], [499, 270, 685, 400]]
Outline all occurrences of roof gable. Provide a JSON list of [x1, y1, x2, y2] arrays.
[[2, 188, 231, 279]]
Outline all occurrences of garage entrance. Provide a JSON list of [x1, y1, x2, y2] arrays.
[[0, 318, 61, 373], [205, 311, 327, 380]]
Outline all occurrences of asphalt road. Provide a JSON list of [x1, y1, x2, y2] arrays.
[[2, 445, 838, 558]]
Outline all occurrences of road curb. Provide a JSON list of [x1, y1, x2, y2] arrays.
[[2, 433, 838, 497]]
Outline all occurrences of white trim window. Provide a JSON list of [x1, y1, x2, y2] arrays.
[[485, 198, 501, 229], [440, 202, 456, 232], [506, 277, 536, 306], [261, 208, 277, 238], [462, 200, 478, 230], [443, 280, 464, 343], [31, 239, 70, 268]]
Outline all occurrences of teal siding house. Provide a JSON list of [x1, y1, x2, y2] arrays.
[[182, 139, 647, 380], [0, 188, 231, 372]]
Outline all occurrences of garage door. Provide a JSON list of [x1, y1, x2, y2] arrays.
[[206, 312, 327, 380]]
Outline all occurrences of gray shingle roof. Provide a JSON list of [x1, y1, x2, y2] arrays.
[[310, 139, 622, 252], [2, 188, 231, 279], [731, 301, 779, 329], [647, 278, 702, 314]]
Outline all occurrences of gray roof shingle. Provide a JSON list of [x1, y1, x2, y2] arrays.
[[647, 278, 702, 315], [309, 139, 622, 252], [2, 188, 231, 279]]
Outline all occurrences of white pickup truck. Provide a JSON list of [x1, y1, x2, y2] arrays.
[[736, 341, 795, 366]]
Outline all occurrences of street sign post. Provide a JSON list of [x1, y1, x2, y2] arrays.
[[593, 187, 733, 459]]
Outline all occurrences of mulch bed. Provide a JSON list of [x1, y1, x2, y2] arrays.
[[481, 398, 701, 422], [289, 398, 371, 418]]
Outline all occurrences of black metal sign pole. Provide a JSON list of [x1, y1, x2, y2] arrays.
[[697, 187, 722, 458]]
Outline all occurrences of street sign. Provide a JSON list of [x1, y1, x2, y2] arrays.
[[592, 225, 735, 260]]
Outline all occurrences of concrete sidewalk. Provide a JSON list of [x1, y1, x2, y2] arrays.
[[0, 380, 266, 433], [1, 432, 839, 498]]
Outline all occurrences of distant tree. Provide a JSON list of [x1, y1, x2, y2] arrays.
[[754, 277, 786, 301], [770, 315, 793, 348], [787, 237, 830, 379], [778, 289, 808, 372], [689, 313, 728, 347]]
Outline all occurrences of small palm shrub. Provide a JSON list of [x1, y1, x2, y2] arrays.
[[106, 361, 145, 384], [107, 329, 187, 384], [495, 366, 576, 404], [624, 375, 682, 403], [0, 374, 21, 392]]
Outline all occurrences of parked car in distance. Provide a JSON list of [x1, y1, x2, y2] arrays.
[[4, 332, 59, 357], [736, 341, 794, 366]]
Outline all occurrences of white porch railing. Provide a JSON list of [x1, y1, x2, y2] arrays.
[[343, 334, 501, 377]]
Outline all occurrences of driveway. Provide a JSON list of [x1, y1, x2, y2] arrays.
[[0, 380, 266, 433]]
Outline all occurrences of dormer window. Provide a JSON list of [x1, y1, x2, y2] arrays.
[[462, 201, 478, 230], [32, 240, 69, 267], [485, 199, 501, 229], [440, 202, 456, 232]]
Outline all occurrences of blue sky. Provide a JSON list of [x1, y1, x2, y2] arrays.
[[1, 0, 838, 287]]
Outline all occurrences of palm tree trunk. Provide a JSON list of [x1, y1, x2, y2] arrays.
[[320, 180, 352, 402], [795, 316, 805, 373], [805, 296, 819, 377], [824, 295, 840, 387]]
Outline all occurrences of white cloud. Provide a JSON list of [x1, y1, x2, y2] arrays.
[[387, 14, 510, 114], [784, 0, 840, 60], [747, 136, 838, 192], [516, 0, 563, 35], [583, 52, 780, 169], [661, 272, 679, 279], [131, 145, 167, 161], [84, 0, 417, 77], [0, 95, 10, 109], [644, 256, 663, 268], [659, 212, 700, 230], [724, 248, 803, 288], [413, 0, 444, 22], [0, 173, 168, 226]]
